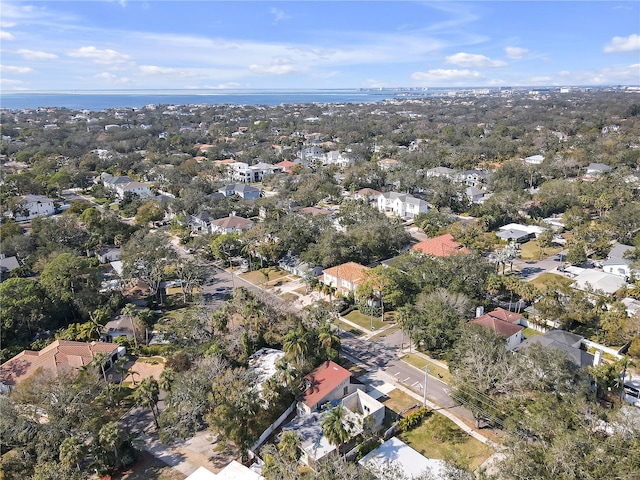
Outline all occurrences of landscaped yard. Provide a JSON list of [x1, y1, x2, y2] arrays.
[[344, 309, 388, 331], [400, 413, 494, 471], [239, 267, 289, 286], [402, 353, 452, 384], [522, 327, 543, 339], [381, 388, 420, 414], [519, 240, 563, 261], [529, 272, 573, 290], [335, 320, 364, 336]]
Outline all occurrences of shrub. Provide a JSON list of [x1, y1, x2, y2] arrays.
[[398, 407, 431, 432]]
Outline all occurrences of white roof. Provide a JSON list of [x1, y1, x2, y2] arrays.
[[359, 437, 447, 479], [282, 413, 336, 462], [248, 348, 285, 395], [571, 270, 627, 295], [110, 260, 123, 276], [499, 223, 545, 235], [185, 462, 263, 480], [186, 467, 217, 480]]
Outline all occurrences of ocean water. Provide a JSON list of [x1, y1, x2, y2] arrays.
[[0, 89, 423, 111]]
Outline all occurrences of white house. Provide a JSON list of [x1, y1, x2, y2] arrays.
[[323, 151, 354, 168], [228, 161, 283, 183], [102, 173, 152, 199], [377, 192, 429, 220], [209, 214, 254, 235], [603, 243, 636, 280], [524, 154, 545, 165], [359, 437, 447, 480], [12, 194, 56, 221]]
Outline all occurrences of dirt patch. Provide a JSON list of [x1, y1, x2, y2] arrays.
[[114, 451, 186, 480], [172, 431, 238, 474], [127, 358, 166, 385]]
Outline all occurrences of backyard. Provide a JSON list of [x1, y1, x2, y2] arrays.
[[529, 272, 573, 290], [519, 239, 563, 261]]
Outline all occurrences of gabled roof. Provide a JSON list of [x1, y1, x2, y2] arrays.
[[0, 340, 119, 387], [356, 188, 382, 197], [210, 215, 253, 229], [411, 234, 470, 257], [302, 360, 352, 408], [469, 314, 523, 338], [322, 262, 369, 284], [517, 330, 593, 367]]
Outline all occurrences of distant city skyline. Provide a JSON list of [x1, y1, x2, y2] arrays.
[[1, 0, 638, 92]]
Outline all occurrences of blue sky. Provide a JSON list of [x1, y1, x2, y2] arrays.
[[1, 1, 638, 91]]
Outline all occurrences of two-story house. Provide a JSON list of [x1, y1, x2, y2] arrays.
[[377, 192, 429, 220]]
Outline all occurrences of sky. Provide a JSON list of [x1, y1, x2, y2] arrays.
[[0, 0, 639, 91]]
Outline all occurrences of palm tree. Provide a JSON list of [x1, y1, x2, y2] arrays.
[[283, 323, 309, 364], [133, 377, 160, 429], [98, 421, 126, 469], [91, 351, 110, 382], [159, 367, 176, 393], [278, 431, 301, 462], [321, 405, 352, 456], [121, 303, 139, 347], [318, 323, 341, 360]]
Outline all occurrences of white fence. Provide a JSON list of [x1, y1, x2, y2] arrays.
[[250, 401, 297, 452]]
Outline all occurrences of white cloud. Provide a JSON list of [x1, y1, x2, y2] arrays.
[[17, 48, 58, 60], [0, 78, 22, 85], [0, 21, 16, 28], [0, 65, 34, 74], [505, 46, 529, 60], [95, 72, 131, 83], [270, 7, 291, 23], [411, 68, 482, 82], [68, 46, 130, 64], [604, 34, 640, 53], [138, 65, 195, 77], [249, 64, 299, 75], [0, 30, 15, 40], [445, 52, 506, 68]]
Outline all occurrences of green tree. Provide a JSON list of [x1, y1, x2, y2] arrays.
[[283, 323, 310, 364], [121, 230, 171, 300], [565, 241, 587, 266], [59, 436, 86, 472], [318, 322, 341, 361], [133, 377, 160, 428], [0, 277, 51, 349], [134, 199, 165, 225], [321, 405, 352, 455]]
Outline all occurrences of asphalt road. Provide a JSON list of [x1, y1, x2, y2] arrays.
[[341, 329, 475, 423]]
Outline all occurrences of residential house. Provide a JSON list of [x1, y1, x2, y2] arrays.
[[465, 186, 487, 204], [101, 316, 136, 343], [190, 213, 215, 234], [603, 243, 636, 280], [411, 233, 470, 258], [458, 169, 489, 188], [378, 158, 401, 170], [516, 330, 595, 368], [0, 340, 125, 392], [275, 159, 297, 174], [298, 360, 364, 414], [101, 173, 152, 199], [496, 223, 544, 243], [282, 412, 337, 467], [218, 183, 261, 200], [278, 255, 323, 278], [469, 311, 524, 351], [377, 192, 429, 220], [341, 389, 385, 433], [0, 254, 20, 281], [523, 154, 545, 165], [425, 166, 457, 179], [298, 146, 323, 162], [210, 214, 254, 235], [96, 246, 121, 264], [359, 437, 447, 480], [321, 262, 370, 297], [568, 268, 627, 296], [226, 161, 283, 183], [354, 188, 382, 204], [11, 194, 56, 221], [186, 462, 263, 480], [585, 162, 612, 178], [323, 151, 354, 168]]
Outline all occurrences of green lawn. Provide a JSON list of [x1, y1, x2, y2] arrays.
[[519, 240, 563, 261], [522, 327, 543, 339], [335, 320, 364, 336], [381, 388, 420, 414], [239, 267, 288, 286], [400, 413, 494, 471], [369, 325, 400, 340], [529, 272, 573, 291], [402, 354, 452, 384], [344, 309, 387, 331]]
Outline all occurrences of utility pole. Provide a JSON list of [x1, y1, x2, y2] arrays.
[[423, 366, 429, 407]]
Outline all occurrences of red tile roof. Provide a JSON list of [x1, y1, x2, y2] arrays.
[[469, 315, 523, 338], [302, 361, 352, 408], [0, 340, 119, 387], [411, 233, 470, 257], [322, 262, 369, 285], [486, 307, 523, 324]]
